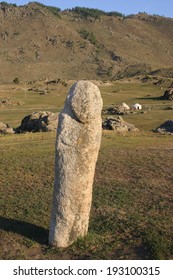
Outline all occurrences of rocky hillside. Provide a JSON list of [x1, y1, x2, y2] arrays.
[[0, 2, 173, 83]]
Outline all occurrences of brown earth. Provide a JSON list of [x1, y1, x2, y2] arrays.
[[0, 2, 173, 83]]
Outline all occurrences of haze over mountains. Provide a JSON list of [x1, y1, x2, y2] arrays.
[[0, 2, 173, 83]]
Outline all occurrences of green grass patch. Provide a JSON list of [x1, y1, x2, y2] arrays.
[[0, 131, 173, 259], [0, 81, 173, 259]]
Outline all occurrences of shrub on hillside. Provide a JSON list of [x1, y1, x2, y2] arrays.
[[72, 7, 124, 19], [106, 11, 125, 17], [0, 2, 17, 7], [79, 29, 97, 45], [72, 7, 104, 20], [33, 2, 61, 17], [13, 77, 19, 84]]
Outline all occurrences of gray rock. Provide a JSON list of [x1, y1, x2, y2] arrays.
[[0, 98, 24, 107], [0, 122, 14, 134], [49, 81, 102, 248], [154, 120, 173, 134], [162, 88, 173, 100], [102, 104, 130, 115], [102, 116, 139, 132], [16, 111, 58, 133], [165, 106, 173, 110]]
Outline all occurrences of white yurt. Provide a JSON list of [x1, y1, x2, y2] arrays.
[[131, 103, 142, 110]]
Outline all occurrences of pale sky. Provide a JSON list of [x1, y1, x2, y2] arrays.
[[4, 0, 173, 18]]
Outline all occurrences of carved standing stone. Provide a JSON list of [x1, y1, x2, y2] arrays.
[[49, 80, 103, 247]]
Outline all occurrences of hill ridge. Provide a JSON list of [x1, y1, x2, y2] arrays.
[[0, 2, 173, 83]]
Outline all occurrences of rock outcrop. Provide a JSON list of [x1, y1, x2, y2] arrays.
[[16, 111, 58, 133], [154, 120, 173, 134], [162, 88, 173, 100], [0, 98, 24, 107], [0, 122, 14, 134], [49, 81, 103, 248], [102, 103, 130, 115], [102, 116, 139, 132]]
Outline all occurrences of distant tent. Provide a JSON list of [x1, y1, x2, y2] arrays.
[[131, 103, 142, 110]]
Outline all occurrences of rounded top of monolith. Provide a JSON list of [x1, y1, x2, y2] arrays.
[[66, 80, 103, 124]]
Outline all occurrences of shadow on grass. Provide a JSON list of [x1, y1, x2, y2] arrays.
[[0, 216, 48, 245], [137, 96, 162, 100]]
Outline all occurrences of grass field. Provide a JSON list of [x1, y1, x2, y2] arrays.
[[0, 80, 173, 259]]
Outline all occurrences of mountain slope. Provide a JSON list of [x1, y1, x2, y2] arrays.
[[0, 2, 173, 82]]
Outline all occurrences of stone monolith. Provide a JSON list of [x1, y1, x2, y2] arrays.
[[49, 80, 103, 247]]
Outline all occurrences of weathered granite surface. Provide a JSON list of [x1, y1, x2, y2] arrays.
[[49, 81, 103, 247]]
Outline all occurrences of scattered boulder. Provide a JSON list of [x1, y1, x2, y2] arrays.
[[154, 120, 173, 135], [46, 78, 68, 87], [27, 87, 48, 95], [0, 122, 14, 135], [102, 116, 139, 132], [164, 106, 173, 110], [0, 98, 24, 107], [111, 53, 122, 62], [16, 111, 58, 133], [122, 102, 130, 110], [103, 102, 130, 115], [162, 88, 173, 100]]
